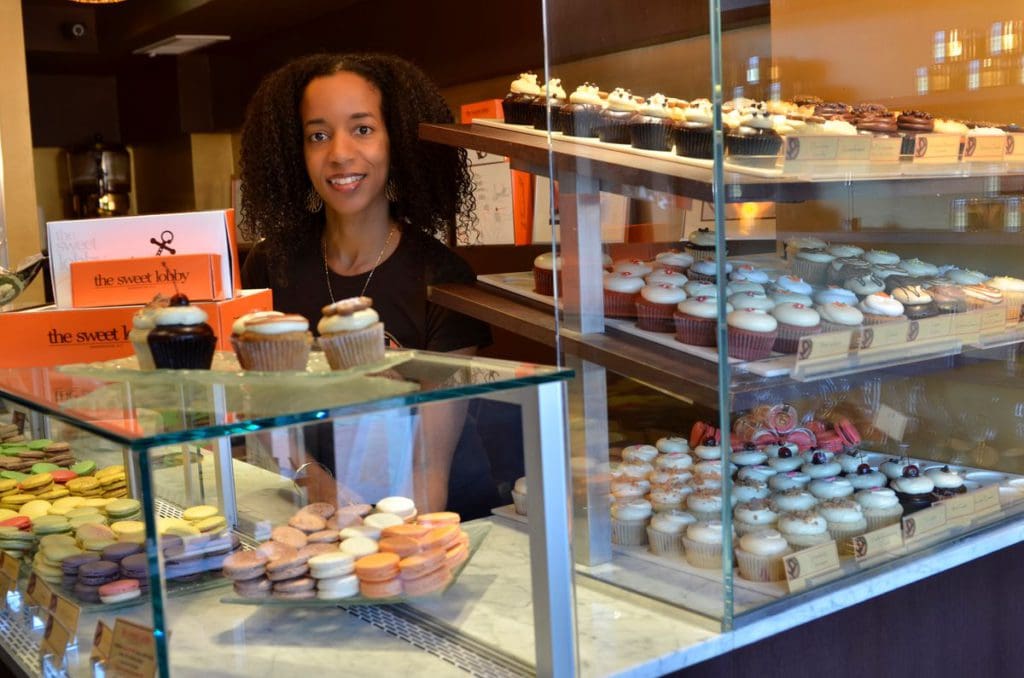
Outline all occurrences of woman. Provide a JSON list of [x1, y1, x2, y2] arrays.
[[239, 53, 496, 515]]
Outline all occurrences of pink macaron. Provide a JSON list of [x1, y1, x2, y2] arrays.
[[98, 579, 141, 604]]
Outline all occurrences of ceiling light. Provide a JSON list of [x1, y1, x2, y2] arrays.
[[133, 35, 231, 57]]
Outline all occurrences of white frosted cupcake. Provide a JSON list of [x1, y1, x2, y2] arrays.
[[733, 499, 779, 536], [234, 313, 313, 371], [318, 296, 385, 370], [654, 452, 693, 474], [735, 529, 791, 581], [686, 488, 726, 522], [654, 249, 694, 274], [792, 249, 835, 285], [621, 444, 659, 464], [129, 296, 169, 370], [770, 488, 818, 513], [854, 487, 904, 530], [682, 520, 731, 569], [655, 436, 690, 455], [649, 487, 688, 513], [532, 252, 561, 295], [604, 272, 645, 319], [816, 301, 864, 336], [818, 498, 867, 552], [732, 478, 770, 503], [778, 510, 831, 548], [511, 477, 528, 515], [646, 509, 696, 555], [808, 476, 855, 500], [770, 302, 821, 354], [769, 471, 811, 492], [610, 499, 652, 546]]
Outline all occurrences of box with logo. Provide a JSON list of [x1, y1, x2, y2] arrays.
[[47, 210, 241, 309], [0, 289, 272, 368], [70, 254, 225, 308]]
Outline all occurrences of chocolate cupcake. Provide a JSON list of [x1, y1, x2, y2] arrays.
[[146, 295, 217, 370], [890, 465, 934, 515], [891, 285, 937, 320], [531, 78, 566, 131], [897, 110, 935, 156], [501, 73, 541, 125], [629, 93, 673, 151], [559, 83, 604, 138], [673, 99, 714, 159], [597, 87, 638, 144], [725, 105, 782, 159]]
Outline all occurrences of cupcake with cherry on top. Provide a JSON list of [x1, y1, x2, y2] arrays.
[[890, 464, 934, 515], [636, 283, 688, 333], [726, 309, 778, 361], [146, 294, 217, 370]]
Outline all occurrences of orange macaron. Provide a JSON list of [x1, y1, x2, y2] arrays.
[[416, 511, 461, 528], [378, 536, 420, 559], [359, 577, 403, 599], [382, 523, 430, 540], [399, 548, 446, 580], [445, 542, 469, 570], [402, 565, 452, 597], [354, 552, 400, 582], [419, 525, 459, 551]]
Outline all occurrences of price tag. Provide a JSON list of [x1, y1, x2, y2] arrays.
[[48, 593, 80, 641], [962, 134, 1006, 162], [108, 618, 159, 678], [797, 331, 853, 360], [781, 136, 839, 167], [941, 492, 975, 527], [901, 503, 948, 545], [91, 621, 114, 664], [835, 135, 873, 162], [911, 133, 960, 164], [873, 404, 908, 441], [951, 312, 982, 341], [972, 484, 1001, 519], [1005, 133, 1024, 162], [784, 541, 841, 592], [41, 614, 73, 665], [980, 305, 1008, 333], [870, 136, 902, 163], [26, 572, 53, 610], [0, 552, 20, 610], [852, 523, 904, 562], [858, 320, 909, 350], [909, 314, 952, 343]]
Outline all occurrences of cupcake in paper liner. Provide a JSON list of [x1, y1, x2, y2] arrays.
[[673, 297, 729, 347], [770, 302, 821, 354], [726, 308, 778, 361], [533, 252, 560, 296], [856, 293, 905, 326], [681, 520, 730, 569], [511, 477, 528, 516], [855, 488, 904, 531], [646, 510, 695, 556], [610, 499, 652, 546], [818, 499, 867, 554], [790, 250, 835, 285], [597, 87, 637, 144], [234, 314, 312, 371], [229, 310, 284, 369], [778, 510, 831, 549], [636, 283, 687, 333], [734, 529, 790, 582], [987, 276, 1024, 323], [129, 295, 169, 370], [318, 296, 386, 370], [501, 72, 541, 125], [603, 272, 644, 319], [146, 296, 217, 370]]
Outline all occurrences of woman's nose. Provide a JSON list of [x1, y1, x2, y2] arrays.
[[328, 134, 354, 163]]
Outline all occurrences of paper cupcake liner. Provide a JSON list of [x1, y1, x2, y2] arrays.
[[511, 490, 528, 516], [673, 312, 717, 347], [148, 334, 216, 370], [319, 323, 385, 370], [130, 332, 156, 371], [646, 527, 683, 556], [558, 108, 602, 138], [791, 258, 830, 286], [686, 271, 716, 283], [780, 531, 831, 549], [725, 133, 782, 158], [673, 126, 713, 159], [501, 100, 533, 125], [635, 300, 677, 333], [727, 326, 778, 361], [863, 505, 904, 531], [773, 322, 821, 354], [827, 520, 867, 553], [533, 267, 556, 296], [233, 335, 311, 372], [597, 119, 631, 144], [735, 547, 789, 582], [630, 122, 672, 151], [604, 290, 639, 319], [684, 244, 718, 263], [681, 536, 724, 569], [611, 517, 648, 546]]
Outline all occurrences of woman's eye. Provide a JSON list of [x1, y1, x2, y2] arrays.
[[355, 125, 372, 136], [309, 131, 329, 143]]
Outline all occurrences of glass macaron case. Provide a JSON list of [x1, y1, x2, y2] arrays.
[[0, 346, 571, 676], [417, 0, 1024, 645]]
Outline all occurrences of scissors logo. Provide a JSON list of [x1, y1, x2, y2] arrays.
[[151, 230, 176, 255]]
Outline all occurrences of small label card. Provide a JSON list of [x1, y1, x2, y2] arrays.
[[41, 614, 73, 665], [91, 621, 114, 664], [873, 404, 908, 441], [907, 314, 953, 344], [911, 133, 961, 164], [852, 523, 904, 562], [108, 618, 160, 678], [902, 503, 948, 545], [980, 305, 1009, 334], [870, 136, 902, 163], [1005, 134, 1024, 162], [858, 320, 909, 351], [962, 134, 1006, 162], [782, 136, 839, 167], [48, 593, 80, 642], [835, 135, 874, 162], [26, 572, 53, 611], [951, 311, 982, 342], [784, 541, 842, 593], [0, 552, 20, 610], [972, 484, 1002, 519], [797, 331, 852, 360], [942, 492, 976, 527]]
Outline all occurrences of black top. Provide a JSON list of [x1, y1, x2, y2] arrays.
[[241, 228, 491, 352]]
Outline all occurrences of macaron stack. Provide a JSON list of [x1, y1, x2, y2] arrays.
[[0, 523, 37, 562], [0, 437, 82, 479], [95, 465, 128, 499]]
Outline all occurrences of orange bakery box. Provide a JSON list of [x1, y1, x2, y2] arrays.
[[0, 289, 273, 368], [70, 254, 225, 308]]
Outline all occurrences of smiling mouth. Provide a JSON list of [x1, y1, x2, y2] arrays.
[[328, 174, 366, 188]]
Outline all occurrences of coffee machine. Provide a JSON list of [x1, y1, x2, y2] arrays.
[[66, 136, 132, 218]]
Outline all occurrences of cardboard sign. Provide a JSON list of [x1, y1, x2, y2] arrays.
[[972, 484, 1002, 519], [1005, 134, 1024, 162], [71, 254, 225, 308], [873, 404, 908, 441], [797, 331, 852, 360], [870, 136, 902, 163], [858, 320, 909, 350], [782, 136, 839, 165], [0, 552, 20, 609], [784, 541, 841, 592], [26, 572, 53, 610], [91, 620, 114, 664], [980, 306, 1009, 333], [901, 503, 947, 545], [108, 618, 160, 678], [911, 133, 961, 164], [835, 135, 874, 162], [951, 312, 982, 342], [49, 593, 80, 641], [852, 523, 904, 562], [908, 314, 953, 343], [942, 492, 976, 527], [962, 134, 1006, 162]]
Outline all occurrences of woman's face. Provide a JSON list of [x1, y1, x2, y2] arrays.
[[301, 71, 390, 221]]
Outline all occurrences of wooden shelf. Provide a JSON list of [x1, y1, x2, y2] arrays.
[[420, 122, 1024, 204]]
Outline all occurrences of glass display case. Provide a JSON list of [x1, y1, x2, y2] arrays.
[[421, 0, 1024, 646]]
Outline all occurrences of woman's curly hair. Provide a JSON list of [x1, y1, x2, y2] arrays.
[[239, 53, 476, 285]]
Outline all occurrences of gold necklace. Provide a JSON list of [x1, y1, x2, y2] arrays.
[[322, 226, 396, 303]]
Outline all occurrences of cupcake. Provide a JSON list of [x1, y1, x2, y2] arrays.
[[844, 273, 886, 298], [672, 99, 714, 159], [511, 477, 528, 515], [688, 260, 731, 284], [801, 449, 842, 479], [816, 301, 864, 336], [729, 265, 771, 285], [808, 476, 855, 500], [817, 498, 867, 550], [559, 82, 604, 138], [233, 314, 313, 372], [733, 499, 779, 535], [846, 463, 888, 490], [726, 309, 778, 361], [684, 281, 719, 298], [597, 88, 638, 144], [646, 510, 696, 556], [791, 250, 836, 285], [603, 272, 644, 319], [770, 302, 821, 354], [645, 267, 688, 288], [777, 510, 830, 549], [962, 283, 1004, 311], [686, 488, 726, 523], [612, 258, 654, 277], [727, 281, 767, 296], [501, 73, 541, 125], [673, 297, 730, 347], [732, 444, 767, 468], [898, 258, 940, 277], [946, 268, 989, 285], [828, 258, 872, 284], [785, 236, 828, 261], [890, 465, 934, 515], [986, 276, 1024, 323], [684, 228, 721, 263], [772, 275, 813, 297], [146, 295, 217, 370], [649, 487, 688, 513], [768, 471, 811, 492], [653, 250, 694, 274], [857, 292, 905, 324], [926, 465, 966, 500], [928, 285, 968, 314], [610, 499, 652, 546], [770, 290, 814, 307], [813, 286, 858, 307], [693, 438, 722, 461], [863, 249, 901, 266], [629, 93, 673, 151], [531, 79, 566, 131], [835, 450, 869, 474], [727, 291, 774, 312], [681, 520, 731, 569], [733, 478, 770, 503], [736, 465, 777, 483], [532, 252, 561, 295], [770, 488, 818, 513], [826, 244, 865, 258], [230, 310, 284, 368], [891, 285, 937, 320], [879, 457, 913, 481], [636, 284, 688, 333], [734, 529, 790, 581], [622, 444, 659, 464], [725, 105, 782, 159], [655, 435, 690, 455], [317, 296, 385, 370], [854, 487, 904, 530], [611, 480, 649, 502], [129, 295, 169, 370]]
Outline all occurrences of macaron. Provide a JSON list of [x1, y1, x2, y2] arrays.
[[378, 536, 421, 559], [339, 525, 381, 541], [194, 516, 227, 534], [354, 552, 400, 582], [40, 534, 77, 550], [402, 565, 452, 597], [298, 502, 336, 519], [363, 513, 404, 530], [78, 560, 119, 585], [182, 505, 218, 522], [233, 576, 271, 598], [26, 439, 54, 451], [316, 574, 359, 599], [0, 472, 28, 483], [110, 520, 145, 543], [270, 525, 307, 550], [98, 579, 141, 604], [20, 473, 53, 491], [50, 470, 78, 485], [298, 543, 337, 560], [102, 542, 143, 564], [61, 552, 100, 574], [399, 548, 446, 580], [307, 552, 355, 579], [419, 525, 459, 551], [222, 551, 269, 581], [19, 499, 52, 520], [375, 496, 416, 520], [119, 553, 149, 580], [382, 524, 431, 540], [306, 529, 340, 545], [416, 512, 461, 527], [105, 499, 141, 520], [288, 511, 326, 534], [359, 577, 403, 599], [70, 461, 96, 477], [37, 488, 70, 501], [30, 463, 60, 475], [339, 536, 378, 558], [445, 542, 469, 570], [31, 515, 72, 535]]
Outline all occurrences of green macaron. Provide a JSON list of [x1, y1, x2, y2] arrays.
[[26, 439, 53, 451], [70, 461, 96, 476]]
